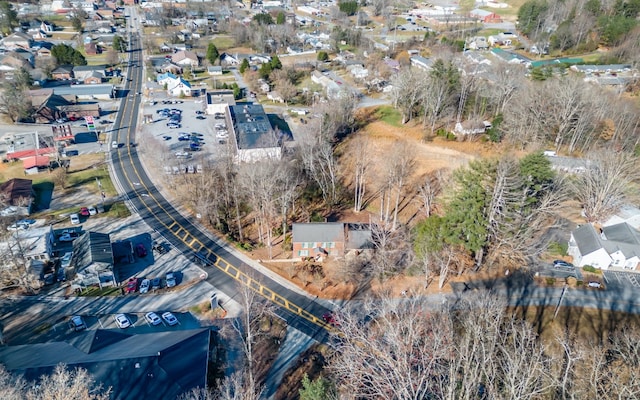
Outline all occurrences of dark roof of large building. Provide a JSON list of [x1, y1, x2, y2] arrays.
[[229, 104, 276, 150], [0, 178, 33, 205], [0, 328, 210, 400]]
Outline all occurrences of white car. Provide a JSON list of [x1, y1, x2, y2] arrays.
[[7, 222, 29, 231], [88, 206, 97, 215], [161, 312, 178, 326], [139, 279, 150, 294], [114, 314, 131, 329], [165, 272, 176, 288], [216, 131, 229, 139], [70, 213, 80, 224], [144, 312, 162, 326], [111, 141, 119, 149]]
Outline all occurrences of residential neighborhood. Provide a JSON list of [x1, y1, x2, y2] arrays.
[[0, 0, 640, 398]]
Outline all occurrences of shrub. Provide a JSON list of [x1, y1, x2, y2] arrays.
[[546, 277, 556, 285], [548, 241, 568, 256], [582, 265, 597, 273]]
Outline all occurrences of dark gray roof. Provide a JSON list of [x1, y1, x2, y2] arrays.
[[73, 65, 106, 72], [602, 223, 640, 245], [292, 223, 345, 243], [230, 104, 276, 150], [346, 223, 373, 249], [571, 224, 602, 256], [0, 329, 210, 400], [72, 231, 113, 270], [52, 84, 114, 96]]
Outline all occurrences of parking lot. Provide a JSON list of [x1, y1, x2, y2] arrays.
[[140, 98, 230, 169], [604, 270, 640, 288]]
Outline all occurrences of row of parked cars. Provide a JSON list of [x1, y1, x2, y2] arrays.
[[125, 272, 177, 294], [70, 206, 100, 224], [114, 312, 178, 329], [552, 259, 602, 288], [68, 312, 179, 331]]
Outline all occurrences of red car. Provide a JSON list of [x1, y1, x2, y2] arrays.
[[125, 278, 138, 294], [80, 207, 90, 216], [322, 312, 339, 327], [136, 243, 147, 257]]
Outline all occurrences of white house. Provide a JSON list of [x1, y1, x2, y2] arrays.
[[568, 223, 640, 270], [167, 77, 192, 96], [156, 72, 178, 87]]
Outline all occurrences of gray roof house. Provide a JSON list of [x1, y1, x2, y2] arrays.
[[292, 223, 372, 258], [0, 328, 210, 400], [568, 223, 640, 270], [70, 231, 115, 287]]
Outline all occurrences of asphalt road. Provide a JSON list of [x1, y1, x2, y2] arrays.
[[108, 12, 332, 343]]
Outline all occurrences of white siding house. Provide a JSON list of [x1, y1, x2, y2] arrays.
[[568, 223, 640, 270]]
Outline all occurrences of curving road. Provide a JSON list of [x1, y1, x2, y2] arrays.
[[109, 11, 332, 342]]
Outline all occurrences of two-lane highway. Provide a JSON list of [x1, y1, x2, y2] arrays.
[[109, 11, 332, 342]]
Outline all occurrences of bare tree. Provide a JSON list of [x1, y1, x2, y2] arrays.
[[350, 136, 371, 213], [177, 387, 213, 400], [390, 68, 427, 124], [227, 282, 273, 400], [25, 364, 110, 400], [379, 140, 415, 229], [0, 365, 26, 400], [297, 120, 341, 208], [570, 150, 638, 223], [417, 169, 446, 218]]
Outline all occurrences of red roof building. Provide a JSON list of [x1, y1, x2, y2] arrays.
[[23, 156, 50, 170]]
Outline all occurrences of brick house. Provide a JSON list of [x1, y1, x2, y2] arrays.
[[292, 223, 372, 258]]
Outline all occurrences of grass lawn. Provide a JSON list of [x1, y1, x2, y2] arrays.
[[66, 163, 116, 196], [375, 106, 402, 127], [211, 35, 235, 50], [78, 286, 121, 296]]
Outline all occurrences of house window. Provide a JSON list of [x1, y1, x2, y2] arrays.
[[298, 250, 309, 257], [302, 242, 312, 249], [321, 242, 335, 249]]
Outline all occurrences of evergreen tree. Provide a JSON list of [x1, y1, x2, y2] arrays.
[[276, 11, 286, 24], [270, 54, 282, 70], [206, 42, 219, 65], [51, 44, 87, 66], [0, 1, 18, 35], [299, 374, 336, 400], [239, 58, 250, 73]]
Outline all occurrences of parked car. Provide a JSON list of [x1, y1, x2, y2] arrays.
[[195, 110, 205, 115], [112, 141, 119, 149], [151, 277, 161, 290], [70, 213, 80, 224], [196, 115, 206, 120], [167, 123, 181, 129], [166, 272, 177, 288], [59, 233, 76, 242], [7, 221, 29, 231], [553, 260, 574, 269], [145, 312, 162, 326], [80, 207, 90, 216], [114, 313, 131, 329], [88, 206, 97, 215], [162, 312, 178, 326], [136, 243, 147, 257], [588, 281, 602, 288], [69, 316, 87, 331], [139, 278, 150, 294], [322, 312, 339, 326], [125, 278, 138, 293]]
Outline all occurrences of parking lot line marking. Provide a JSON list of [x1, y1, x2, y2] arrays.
[[189, 238, 201, 248]]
